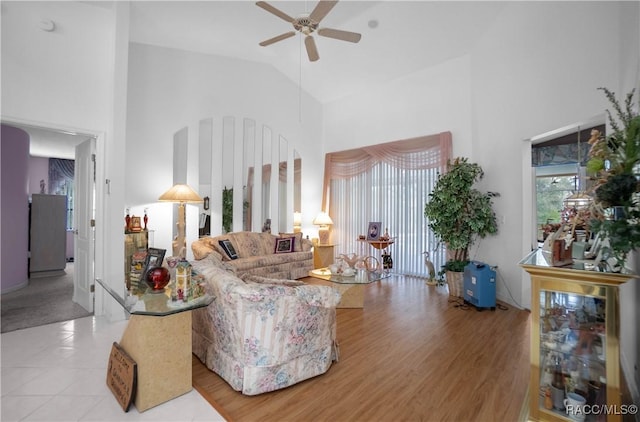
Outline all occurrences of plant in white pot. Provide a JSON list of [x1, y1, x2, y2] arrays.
[[423, 157, 499, 297]]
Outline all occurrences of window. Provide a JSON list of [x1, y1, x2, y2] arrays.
[[531, 124, 604, 243], [48, 158, 74, 230], [536, 173, 577, 225], [322, 132, 451, 277]]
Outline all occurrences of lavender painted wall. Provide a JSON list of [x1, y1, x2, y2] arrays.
[[1, 124, 30, 293]]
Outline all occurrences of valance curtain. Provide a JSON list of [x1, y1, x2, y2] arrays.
[[321, 132, 452, 211], [321, 132, 452, 277]]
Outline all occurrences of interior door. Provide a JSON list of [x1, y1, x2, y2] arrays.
[[73, 138, 95, 312]]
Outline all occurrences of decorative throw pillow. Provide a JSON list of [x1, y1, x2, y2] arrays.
[[279, 232, 303, 252], [274, 236, 295, 254], [218, 239, 238, 260]]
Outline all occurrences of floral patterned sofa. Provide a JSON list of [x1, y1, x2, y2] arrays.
[[191, 231, 313, 279], [190, 252, 341, 395]]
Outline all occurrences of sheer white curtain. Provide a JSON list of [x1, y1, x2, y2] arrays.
[[323, 132, 452, 277]]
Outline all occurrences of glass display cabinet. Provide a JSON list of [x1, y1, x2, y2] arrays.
[[520, 249, 636, 422]]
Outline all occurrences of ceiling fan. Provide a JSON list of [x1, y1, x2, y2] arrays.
[[256, 0, 362, 62]]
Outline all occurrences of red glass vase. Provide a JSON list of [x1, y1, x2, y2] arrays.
[[145, 267, 170, 291]]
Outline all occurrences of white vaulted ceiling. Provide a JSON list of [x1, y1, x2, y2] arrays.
[[128, 1, 506, 104]]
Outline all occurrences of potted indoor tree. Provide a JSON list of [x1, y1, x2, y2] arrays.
[[424, 157, 499, 297], [586, 88, 640, 271]]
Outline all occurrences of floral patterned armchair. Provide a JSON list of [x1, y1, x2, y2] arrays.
[[191, 253, 341, 395]]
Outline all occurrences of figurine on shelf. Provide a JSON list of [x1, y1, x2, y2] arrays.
[[380, 228, 390, 241], [544, 387, 553, 410], [382, 249, 393, 270], [340, 253, 360, 269], [125, 208, 131, 232], [143, 208, 149, 230]]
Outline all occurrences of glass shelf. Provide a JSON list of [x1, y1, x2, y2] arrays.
[[96, 277, 212, 316], [537, 288, 607, 420]]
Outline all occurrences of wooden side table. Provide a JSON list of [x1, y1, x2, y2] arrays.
[[314, 244, 335, 269]]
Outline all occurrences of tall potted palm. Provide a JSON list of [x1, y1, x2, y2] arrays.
[[424, 157, 499, 297]]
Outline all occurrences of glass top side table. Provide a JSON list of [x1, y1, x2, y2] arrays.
[[96, 277, 213, 316], [96, 277, 214, 412]]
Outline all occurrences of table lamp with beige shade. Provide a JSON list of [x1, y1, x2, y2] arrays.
[[158, 183, 203, 258], [313, 211, 333, 245]]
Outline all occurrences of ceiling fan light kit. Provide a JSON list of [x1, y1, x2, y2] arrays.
[[256, 0, 361, 62]]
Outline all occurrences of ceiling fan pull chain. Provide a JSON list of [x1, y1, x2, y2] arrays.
[[299, 34, 303, 123]]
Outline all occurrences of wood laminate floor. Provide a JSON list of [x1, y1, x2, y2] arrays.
[[192, 275, 531, 422]]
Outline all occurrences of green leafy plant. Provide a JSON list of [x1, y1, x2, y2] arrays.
[[424, 157, 499, 272], [588, 88, 640, 177], [222, 186, 250, 233], [586, 88, 640, 269], [222, 186, 233, 233]]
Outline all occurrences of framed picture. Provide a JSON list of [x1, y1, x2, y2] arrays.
[[143, 247, 166, 275], [274, 237, 294, 254], [129, 216, 142, 232], [367, 222, 381, 240]]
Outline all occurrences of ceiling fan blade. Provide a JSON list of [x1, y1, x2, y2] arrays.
[[259, 31, 296, 47], [317, 27, 362, 43], [256, 1, 295, 23], [309, 0, 338, 24], [304, 36, 320, 62]]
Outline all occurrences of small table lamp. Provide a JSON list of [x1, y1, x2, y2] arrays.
[[313, 211, 333, 245], [159, 183, 203, 258]]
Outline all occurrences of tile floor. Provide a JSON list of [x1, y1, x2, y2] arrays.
[[1, 316, 225, 421]]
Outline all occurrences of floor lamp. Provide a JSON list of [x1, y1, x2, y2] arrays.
[[159, 183, 203, 258]]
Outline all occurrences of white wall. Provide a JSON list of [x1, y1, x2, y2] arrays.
[[324, 54, 473, 158], [1, 2, 112, 131], [472, 1, 624, 305], [124, 43, 325, 253]]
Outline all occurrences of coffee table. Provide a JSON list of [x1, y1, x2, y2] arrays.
[[306, 268, 385, 308]]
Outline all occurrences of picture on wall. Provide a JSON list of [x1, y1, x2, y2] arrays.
[[367, 222, 381, 240]]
